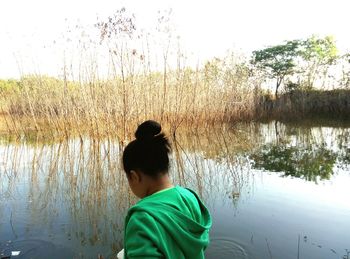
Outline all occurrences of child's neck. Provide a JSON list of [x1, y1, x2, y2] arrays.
[[144, 175, 173, 197]]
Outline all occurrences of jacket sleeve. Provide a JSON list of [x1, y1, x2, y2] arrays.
[[125, 211, 164, 259]]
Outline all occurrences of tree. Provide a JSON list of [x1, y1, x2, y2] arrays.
[[251, 40, 300, 98], [338, 53, 350, 88], [299, 35, 338, 88]]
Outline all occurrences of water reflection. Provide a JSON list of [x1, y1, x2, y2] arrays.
[[0, 125, 254, 258], [250, 123, 350, 183], [0, 139, 131, 258], [251, 144, 337, 182], [170, 124, 255, 208], [1, 121, 349, 258]]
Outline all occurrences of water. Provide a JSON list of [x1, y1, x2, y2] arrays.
[[0, 121, 349, 259]]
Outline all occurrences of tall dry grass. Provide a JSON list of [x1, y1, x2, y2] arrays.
[[257, 89, 350, 121], [3, 9, 348, 140], [0, 54, 257, 139], [0, 8, 260, 140]]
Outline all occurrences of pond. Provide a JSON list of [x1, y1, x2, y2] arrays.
[[0, 121, 349, 259]]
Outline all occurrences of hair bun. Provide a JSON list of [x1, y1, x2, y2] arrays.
[[135, 120, 162, 141]]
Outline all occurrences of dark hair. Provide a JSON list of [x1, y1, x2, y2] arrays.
[[122, 120, 171, 177]]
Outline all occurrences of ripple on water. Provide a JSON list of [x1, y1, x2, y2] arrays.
[[0, 239, 73, 259], [206, 237, 248, 259]]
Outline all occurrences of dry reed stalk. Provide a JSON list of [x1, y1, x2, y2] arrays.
[[1, 48, 257, 140]]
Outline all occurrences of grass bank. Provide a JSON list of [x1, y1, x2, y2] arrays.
[[257, 89, 350, 121], [1, 76, 349, 140]]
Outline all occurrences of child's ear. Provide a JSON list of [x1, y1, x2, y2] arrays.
[[130, 170, 141, 182]]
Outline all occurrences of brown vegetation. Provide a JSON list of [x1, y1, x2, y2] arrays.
[[0, 60, 257, 139], [1, 73, 350, 140], [258, 89, 350, 121]]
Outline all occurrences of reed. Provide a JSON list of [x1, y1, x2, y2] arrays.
[[257, 89, 350, 121], [0, 8, 258, 139], [0, 55, 256, 140]]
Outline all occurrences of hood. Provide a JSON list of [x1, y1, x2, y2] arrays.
[[126, 187, 212, 257]]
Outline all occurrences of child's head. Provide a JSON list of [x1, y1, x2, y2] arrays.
[[122, 120, 171, 197]]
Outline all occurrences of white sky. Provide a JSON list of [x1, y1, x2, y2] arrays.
[[0, 0, 349, 78]]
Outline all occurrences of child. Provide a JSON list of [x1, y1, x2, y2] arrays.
[[121, 120, 212, 259]]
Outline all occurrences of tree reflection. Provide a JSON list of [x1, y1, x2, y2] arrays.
[[337, 130, 350, 169], [251, 143, 338, 182], [1, 121, 349, 258]]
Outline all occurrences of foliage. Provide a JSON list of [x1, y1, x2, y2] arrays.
[[203, 53, 254, 114], [204, 53, 250, 90], [0, 62, 257, 137], [0, 79, 20, 91], [251, 143, 337, 183], [251, 35, 339, 95], [251, 40, 300, 97], [298, 35, 338, 87], [285, 81, 300, 92], [268, 88, 350, 119], [204, 58, 222, 83], [299, 35, 337, 65], [0, 79, 21, 104]]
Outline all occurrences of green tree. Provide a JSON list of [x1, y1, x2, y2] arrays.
[[251, 40, 300, 98], [299, 35, 338, 88]]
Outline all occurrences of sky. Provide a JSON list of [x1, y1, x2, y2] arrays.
[[0, 0, 349, 78]]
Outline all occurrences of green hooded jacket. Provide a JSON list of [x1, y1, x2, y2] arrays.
[[124, 186, 212, 259]]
